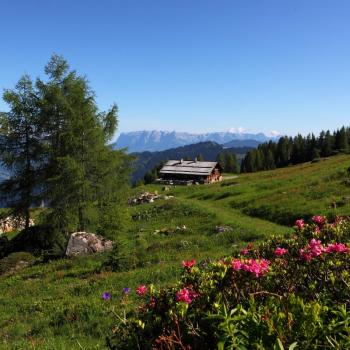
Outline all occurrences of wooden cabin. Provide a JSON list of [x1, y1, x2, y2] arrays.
[[158, 159, 222, 185]]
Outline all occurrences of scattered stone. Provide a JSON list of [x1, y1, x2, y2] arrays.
[[215, 225, 232, 233], [128, 192, 174, 205], [153, 225, 187, 236], [0, 216, 35, 234], [66, 232, 113, 257]]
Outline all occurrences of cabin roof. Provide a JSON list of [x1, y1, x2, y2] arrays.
[[159, 160, 219, 176]]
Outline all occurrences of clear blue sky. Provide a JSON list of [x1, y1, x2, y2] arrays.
[[1, 0, 350, 138]]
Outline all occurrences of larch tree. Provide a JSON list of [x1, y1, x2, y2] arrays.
[[37, 54, 130, 236]]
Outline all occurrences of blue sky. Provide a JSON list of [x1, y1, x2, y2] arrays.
[[1, 0, 350, 138]]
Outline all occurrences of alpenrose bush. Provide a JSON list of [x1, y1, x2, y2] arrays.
[[107, 217, 350, 349]]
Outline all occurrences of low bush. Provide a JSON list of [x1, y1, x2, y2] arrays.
[[107, 216, 350, 349], [0, 251, 36, 275], [7, 224, 68, 259]]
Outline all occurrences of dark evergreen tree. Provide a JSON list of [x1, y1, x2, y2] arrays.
[[276, 137, 292, 167], [224, 151, 239, 173], [334, 127, 349, 152], [217, 151, 239, 173], [196, 154, 204, 161], [0, 76, 44, 228], [217, 152, 226, 170], [143, 162, 164, 184], [36, 54, 130, 235], [320, 131, 333, 157]]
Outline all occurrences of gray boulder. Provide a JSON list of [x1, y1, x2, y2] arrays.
[[66, 232, 113, 257]]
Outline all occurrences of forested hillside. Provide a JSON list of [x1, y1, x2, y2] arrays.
[[242, 127, 350, 172]]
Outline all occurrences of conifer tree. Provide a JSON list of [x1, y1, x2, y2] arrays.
[[224, 151, 239, 173], [36, 54, 130, 235], [217, 152, 226, 170], [334, 127, 349, 151], [321, 131, 333, 156], [0, 76, 43, 228], [196, 154, 204, 161]]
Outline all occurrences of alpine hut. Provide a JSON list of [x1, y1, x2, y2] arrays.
[[158, 159, 222, 185]]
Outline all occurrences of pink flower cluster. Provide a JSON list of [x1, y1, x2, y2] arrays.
[[275, 247, 288, 256], [312, 215, 326, 227], [136, 285, 148, 296], [295, 219, 305, 230], [176, 288, 198, 304], [300, 239, 349, 261], [325, 243, 349, 254], [232, 258, 270, 277], [308, 239, 324, 256], [240, 243, 253, 256], [182, 259, 196, 269]]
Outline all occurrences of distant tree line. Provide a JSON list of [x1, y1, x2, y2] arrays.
[[241, 127, 350, 173], [216, 150, 239, 173]]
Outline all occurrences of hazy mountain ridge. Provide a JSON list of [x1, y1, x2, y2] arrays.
[[114, 130, 276, 153]]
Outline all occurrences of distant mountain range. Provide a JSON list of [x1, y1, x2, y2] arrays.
[[113, 130, 277, 153], [130, 141, 254, 183]]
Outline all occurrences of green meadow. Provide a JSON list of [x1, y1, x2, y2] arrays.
[[0, 154, 349, 349]]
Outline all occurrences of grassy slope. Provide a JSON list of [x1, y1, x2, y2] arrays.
[[0, 155, 349, 349]]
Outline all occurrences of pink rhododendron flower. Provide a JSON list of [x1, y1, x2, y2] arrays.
[[240, 247, 249, 255], [312, 215, 326, 227], [136, 285, 148, 296], [299, 239, 327, 261], [295, 219, 304, 230], [275, 247, 288, 256], [176, 288, 198, 304], [308, 239, 324, 256], [242, 259, 270, 277], [240, 243, 253, 255], [259, 259, 270, 273], [299, 249, 313, 262], [325, 243, 349, 254], [182, 259, 196, 268], [231, 259, 242, 270]]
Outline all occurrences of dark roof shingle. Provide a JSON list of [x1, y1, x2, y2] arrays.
[[159, 160, 218, 176]]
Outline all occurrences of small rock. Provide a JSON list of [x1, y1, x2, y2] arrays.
[[0, 216, 35, 234], [215, 225, 232, 233], [66, 232, 113, 257]]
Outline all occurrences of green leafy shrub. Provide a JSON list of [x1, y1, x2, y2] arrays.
[[7, 224, 68, 259], [103, 239, 135, 272], [0, 251, 36, 275], [107, 216, 350, 349]]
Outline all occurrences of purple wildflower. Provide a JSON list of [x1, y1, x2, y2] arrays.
[[102, 292, 111, 300], [123, 287, 131, 294]]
